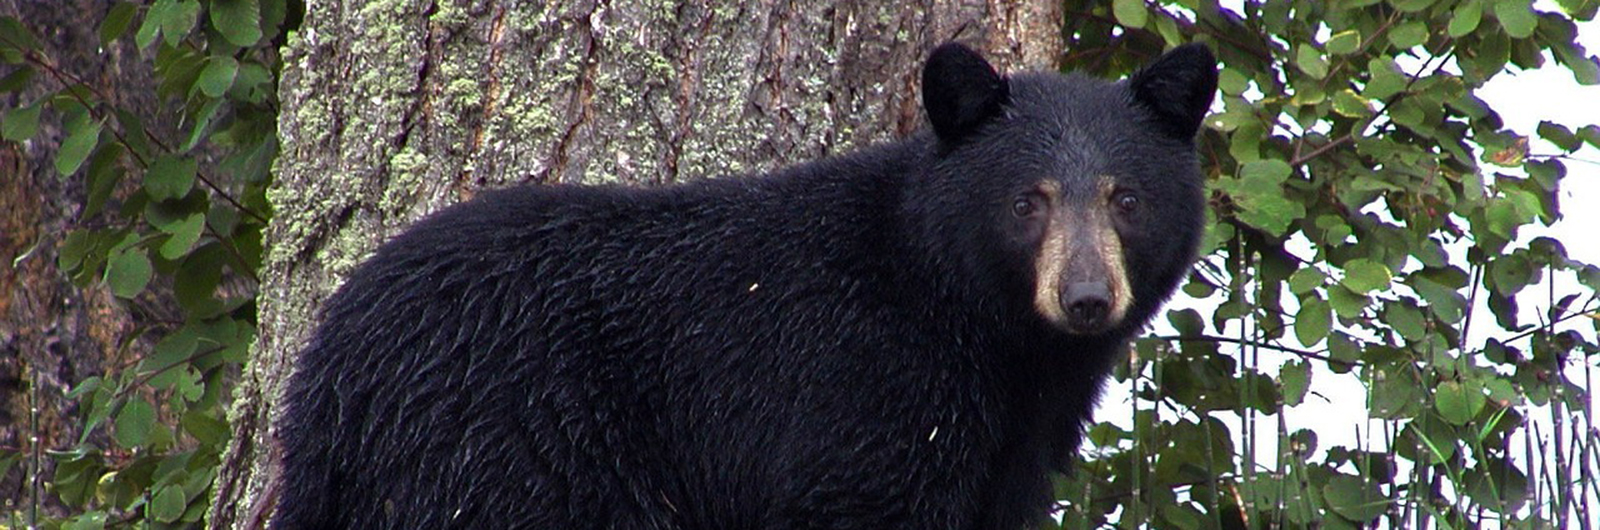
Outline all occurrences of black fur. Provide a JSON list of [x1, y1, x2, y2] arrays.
[[922, 42, 1010, 143], [274, 43, 1215, 529], [1128, 43, 1218, 140]]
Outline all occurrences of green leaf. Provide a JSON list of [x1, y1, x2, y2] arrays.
[[181, 411, 230, 447], [0, 65, 31, 92], [1290, 84, 1327, 106], [1466, 457, 1531, 511], [0, 16, 40, 50], [55, 118, 103, 176], [99, 2, 139, 45], [160, 213, 207, 259], [1153, 10, 1183, 46], [51, 452, 104, 506], [1323, 474, 1389, 522], [1436, 380, 1487, 425], [65, 376, 102, 400], [57, 230, 95, 272], [1363, 58, 1408, 100], [1387, 300, 1427, 341], [1328, 333, 1361, 369], [1296, 43, 1328, 79], [1410, 274, 1467, 323], [163, 0, 200, 46], [1158, 504, 1203, 529], [1555, 0, 1598, 17], [134, 0, 165, 49], [1524, 161, 1561, 195], [175, 243, 226, 314], [114, 398, 156, 448], [1, 102, 40, 141], [1465, 31, 1513, 84], [1241, 158, 1293, 185], [1218, 68, 1249, 95], [106, 249, 153, 298], [62, 511, 107, 530], [1326, 30, 1361, 55], [231, 60, 274, 101], [182, 97, 223, 151], [1488, 252, 1534, 295], [1450, 0, 1485, 36], [218, 317, 256, 362], [1234, 193, 1304, 236], [256, 0, 287, 42], [138, 0, 200, 49], [1168, 308, 1206, 336], [83, 144, 125, 219], [1484, 198, 1528, 239], [1280, 360, 1312, 407], [1329, 285, 1370, 319], [1228, 124, 1261, 161], [146, 190, 207, 231], [1408, 420, 1458, 464], [1388, 21, 1429, 49], [1295, 295, 1332, 347], [1341, 259, 1392, 293], [212, 0, 264, 47], [1485, 378, 1518, 405], [1493, 0, 1537, 39], [1536, 121, 1581, 151], [145, 154, 198, 200], [0, 451, 21, 485], [1578, 125, 1600, 149], [141, 327, 198, 390], [1288, 267, 1326, 294], [1332, 89, 1372, 117], [1392, 0, 1435, 11], [80, 386, 114, 444], [1553, 44, 1600, 85], [150, 484, 187, 522], [113, 108, 154, 159], [197, 55, 239, 98], [173, 366, 204, 402]]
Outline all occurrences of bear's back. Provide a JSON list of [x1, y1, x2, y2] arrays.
[[278, 147, 952, 529]]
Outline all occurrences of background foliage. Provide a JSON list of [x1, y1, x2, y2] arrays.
[[1, 0, 290, 526], [2, 0, 1597, 528], [1052, 0, 1600, 528]]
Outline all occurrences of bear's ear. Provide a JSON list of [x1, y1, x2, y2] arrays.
[[1128, 43, 1218, 140], [922, 42, 1009, 144]]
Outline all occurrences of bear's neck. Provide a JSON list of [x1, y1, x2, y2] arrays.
[[887, 139, 1037, 334]]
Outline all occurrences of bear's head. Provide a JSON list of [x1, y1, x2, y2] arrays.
[[915, 42, 1217, 337]]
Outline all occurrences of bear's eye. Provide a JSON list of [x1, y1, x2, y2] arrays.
[[1114, 192, 1140, 214], [1012, 195, 1043, 218]]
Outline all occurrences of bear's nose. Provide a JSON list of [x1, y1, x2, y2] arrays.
[[1062, 282, 1111, 333]]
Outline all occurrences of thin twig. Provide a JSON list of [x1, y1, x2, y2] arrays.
[[1153, 334, 1358, 368]]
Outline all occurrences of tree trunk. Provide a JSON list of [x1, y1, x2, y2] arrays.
[[210, 0, 1060, 526]]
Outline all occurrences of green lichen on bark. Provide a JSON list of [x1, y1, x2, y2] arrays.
[[428, 0, 471, 28], [382, 147, 429, 216]]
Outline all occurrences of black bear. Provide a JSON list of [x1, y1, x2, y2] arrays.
[[275, 42, 1216, 529]]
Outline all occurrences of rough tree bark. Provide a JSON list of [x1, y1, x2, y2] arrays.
[[210, 0, 1062, 527]]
